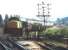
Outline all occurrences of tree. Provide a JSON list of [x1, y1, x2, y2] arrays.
[[0, 14, 3, 27], [9, 15, 20, 21], [4, 14, 9, 24], [60, 28, 68, 37], [56, 17, 68, 26], [22, 21, 28, 28], [32, 23, 43, 31]]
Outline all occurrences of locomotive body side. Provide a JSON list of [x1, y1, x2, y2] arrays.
[[4, 20, 23, 36]]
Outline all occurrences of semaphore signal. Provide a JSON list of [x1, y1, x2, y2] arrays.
[[37, 1, 51, 30]]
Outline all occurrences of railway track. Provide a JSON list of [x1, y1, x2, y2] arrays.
[[0, 38, 68, 50], [0, 38, 27, 50]]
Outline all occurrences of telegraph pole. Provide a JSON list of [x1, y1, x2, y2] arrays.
[[37, 1, 51, 30]]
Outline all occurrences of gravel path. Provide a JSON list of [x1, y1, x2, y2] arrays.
[[17, 41, 44, 50]]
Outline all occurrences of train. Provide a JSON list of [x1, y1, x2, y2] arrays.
[[4, 20, 23, 36], [4, 18, 43, 37]]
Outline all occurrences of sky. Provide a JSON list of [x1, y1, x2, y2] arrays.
[[0, 0, 68, 21]]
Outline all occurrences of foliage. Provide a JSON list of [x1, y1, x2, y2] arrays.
[[0, 15, 3, 23], [44, 27, 68, 39], [0, 14, 3, 27], [60, 28, 68, 37], [56, 17, 68, 26], [9, 15, 20, 21], [45, 28, 60, 35], [22, 21, 28, 28], [32, 23, 43, 31], [4, 14, 9, 24]]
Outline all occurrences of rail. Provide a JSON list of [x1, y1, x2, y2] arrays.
[[0, 38, 27, 50]]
